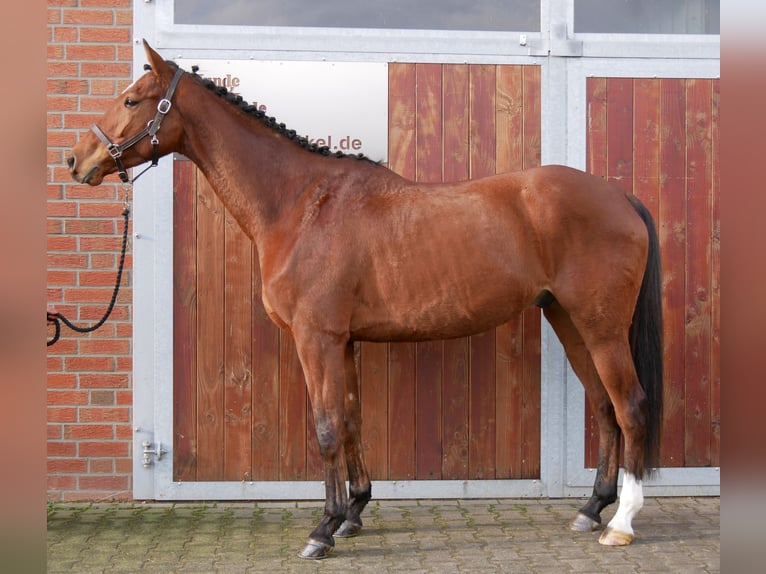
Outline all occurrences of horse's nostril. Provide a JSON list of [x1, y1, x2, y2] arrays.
[[67, 156, 75, 171]]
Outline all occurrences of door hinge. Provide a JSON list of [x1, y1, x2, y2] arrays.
[[142, 440, 166, 468]]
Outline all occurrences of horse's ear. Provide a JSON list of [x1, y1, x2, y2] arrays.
[[142, 39, 172, 78]]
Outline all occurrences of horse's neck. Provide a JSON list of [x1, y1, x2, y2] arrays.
[[177, 87, 311, 243]]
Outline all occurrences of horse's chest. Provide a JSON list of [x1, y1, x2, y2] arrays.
[[261, 290, 290, 332]]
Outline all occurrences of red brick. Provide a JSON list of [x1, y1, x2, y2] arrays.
[[48, 236, 77, 251], [52, 26, 78, 43], [115, 458, 132, 473], [47, 441, 76, 456], [48, 425, 63, 440], [65, 424, 114, 439], [115, 327, 133, 342], [78, 202, 124, 217], [80, 305, 129, 322], [49, 0, 78, 6], [77, 475, 131, 492], [115, 424, 133, 440], [47, 131, 76, 148], [47, 113, 64, 129], [47, 356, 64, 372], [47, 202, 77, 217], [48, 390, 89, 405], [79, 236, 124, 251], [116, 391, 132, 405], [48, 61, 79, 77], [48, 253, 88, 268], [48, 78, 89, 95], [64, 356, 115, 371], [47, 372, 77, 388], [81, 62, 131, 78], [79, 26, 131, 44], [62, 9, 114, 25], [81, 0, 131, 8], [78, 337, 131, 353], [78, 270, 121, 287], [48, 475, 77, 490], [90, 79, 117, 95], [90, 390, 115, 405], [47, 95, 78, 111], [48, 219, 63, 234], [79, 441, 128, 457], [66, 185, 119, 200], [89, 459, 114, 473], [79, 407, 129, 423], [48, 458, 87, 473], [48, 8, 62, 24], [79, 374, 129, 389], [67, 45, 116, 61]]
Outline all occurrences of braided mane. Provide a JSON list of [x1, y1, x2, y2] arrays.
[[162, 61, 378, 164]]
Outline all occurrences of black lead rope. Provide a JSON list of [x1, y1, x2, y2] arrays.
[[47, 206, 130, 347]]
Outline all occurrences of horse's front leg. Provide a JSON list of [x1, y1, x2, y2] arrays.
[[294, 331, 350, 560], [335, 342, 372, 539]]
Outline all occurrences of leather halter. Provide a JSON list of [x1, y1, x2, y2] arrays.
[[90, 67, 184, 183]]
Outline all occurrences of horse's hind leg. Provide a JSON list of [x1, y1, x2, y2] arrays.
[[580, 335, 649, 546], [334, 342, 372, 538], [543, 302, 621, 532]]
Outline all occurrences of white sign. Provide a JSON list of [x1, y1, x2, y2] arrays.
[[178, 59, 389, 162]]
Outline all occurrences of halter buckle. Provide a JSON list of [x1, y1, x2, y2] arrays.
[[108, 144, 123, 159], [157, 98, 172, 114]]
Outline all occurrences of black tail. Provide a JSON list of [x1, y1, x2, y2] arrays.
[[627, 195, 663, 476]]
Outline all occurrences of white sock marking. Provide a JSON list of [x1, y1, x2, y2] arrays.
[[606, 473, 644, 535]]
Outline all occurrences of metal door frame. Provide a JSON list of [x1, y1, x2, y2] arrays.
[[131, 0, 719, 500]]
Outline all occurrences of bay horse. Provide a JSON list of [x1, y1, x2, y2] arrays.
[[68, 41, 663, 559]]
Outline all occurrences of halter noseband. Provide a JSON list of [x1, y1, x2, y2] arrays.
[[90, 67, 184, 184]]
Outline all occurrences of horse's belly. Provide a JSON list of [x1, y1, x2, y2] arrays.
[[350, 277, 530, 342]]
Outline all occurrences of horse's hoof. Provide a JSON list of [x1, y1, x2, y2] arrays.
[[598, 527, 634, 546], [570, 512, 600, 532], [297, 538, 334, 560], [334, 520, 363, 538]]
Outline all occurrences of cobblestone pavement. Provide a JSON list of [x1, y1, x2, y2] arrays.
[[47, 497, 719, 573]]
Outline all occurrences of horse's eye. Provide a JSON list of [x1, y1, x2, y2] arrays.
[[124, 97, 138, 108]]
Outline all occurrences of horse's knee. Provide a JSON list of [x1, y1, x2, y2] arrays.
[[314, 415, 344, 457]]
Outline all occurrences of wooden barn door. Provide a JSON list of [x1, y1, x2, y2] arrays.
[[583, 77, 720, 470], [172, 63, 543, 484]]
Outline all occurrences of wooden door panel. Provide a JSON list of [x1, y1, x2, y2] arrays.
[[584, 77, 720, 468], [173, 63, 543, 482]]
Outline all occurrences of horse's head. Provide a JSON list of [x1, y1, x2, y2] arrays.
[[68, 41, 185, 185]]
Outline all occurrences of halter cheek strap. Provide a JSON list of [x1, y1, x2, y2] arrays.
[[90, 66, 184, 183]]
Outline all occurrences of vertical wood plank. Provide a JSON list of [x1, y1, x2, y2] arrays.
[[251, 243, 281, 481], [414, 63, 444, 480], [360, 342, 389, 479], [633, 79, 661, 223], [658, 78, 687, 467], [468, 64, 497, 479], [173, 159, 198, 481], [631, 78, 662, 472], [223, 212, 253, 480], [709, 79, 720, 466], [195, 170, 226, 480], [279, 334, 307, 480], [606, 77, 634, 188], [522, 65, 542, 170], [387, 63, 417, 480], [584, 76, 608, 466], [587, 77, 608, 178], [683, 79, 713, 466], [441, 63, 471, 480], [494, 65, 524, 479], [520, 65, 542, 479]]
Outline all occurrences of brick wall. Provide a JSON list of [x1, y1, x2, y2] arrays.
[[47, 0, 134, 501]]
